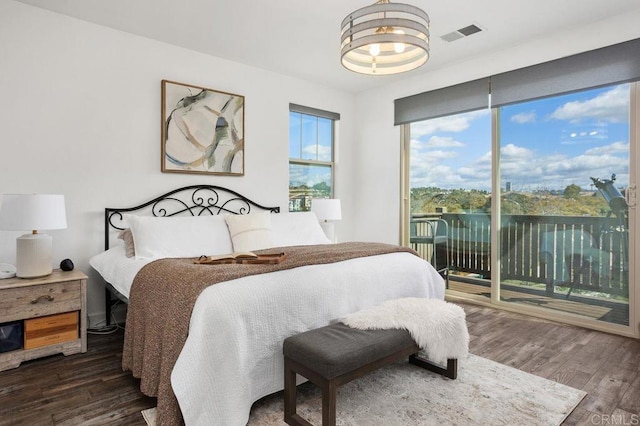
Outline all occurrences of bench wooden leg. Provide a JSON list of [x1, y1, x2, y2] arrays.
[[284, 358, 297, 422], [284, 357, 314, 426], [409, 354, 457, 380], [321, 379, 337, 426]]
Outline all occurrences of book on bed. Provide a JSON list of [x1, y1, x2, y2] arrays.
[[195, 252, 287, 265]]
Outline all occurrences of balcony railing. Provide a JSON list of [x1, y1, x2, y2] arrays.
[[411, 212, 628, 298]]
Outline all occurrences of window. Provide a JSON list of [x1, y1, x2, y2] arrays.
[[288, 104, 339, 212], [405, 82, 634, 329], [497, 84, 630, 323], [408, 109, 492, 281]]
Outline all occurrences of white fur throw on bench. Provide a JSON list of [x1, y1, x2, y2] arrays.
[[341, 298, 469, 364]]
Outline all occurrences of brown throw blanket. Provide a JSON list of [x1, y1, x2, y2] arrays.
[[122, 242, 417, 426]]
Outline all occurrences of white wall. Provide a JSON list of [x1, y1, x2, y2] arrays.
[[0, 1, 357, 324], [351, 9, 640, 244]]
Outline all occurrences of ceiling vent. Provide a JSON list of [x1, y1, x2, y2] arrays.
[[440, 24, 483, 42]]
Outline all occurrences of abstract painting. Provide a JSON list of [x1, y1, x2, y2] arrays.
[[161, 80, 244, 175]]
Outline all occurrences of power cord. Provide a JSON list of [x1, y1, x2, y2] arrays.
[[87, 300, 125, 335]]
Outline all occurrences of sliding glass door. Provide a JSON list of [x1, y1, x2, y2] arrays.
[[408, 110, 491, 299], [405, 82, 637, 335], [497, 84, 631, 326]]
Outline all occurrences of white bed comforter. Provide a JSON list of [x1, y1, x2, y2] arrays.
[[91, 247, 445, 425], [170, 252, 444, 425]]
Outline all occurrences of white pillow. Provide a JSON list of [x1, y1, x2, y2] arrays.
[[271, 211, 331, 246], [124, 214, 233, 259], [224, 212, 274, 252]]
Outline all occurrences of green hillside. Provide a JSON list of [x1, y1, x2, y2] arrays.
[[411, 186, 613, 216]]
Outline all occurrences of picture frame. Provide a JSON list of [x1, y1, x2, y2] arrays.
[[161, 79, 245, 176]]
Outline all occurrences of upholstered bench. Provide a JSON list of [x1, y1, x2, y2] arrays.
[[283, 322, 457, 426]]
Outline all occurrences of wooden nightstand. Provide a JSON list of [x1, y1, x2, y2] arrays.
[[0, 269, 87, 371]]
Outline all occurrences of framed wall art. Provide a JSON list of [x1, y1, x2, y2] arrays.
[[161, 79, 245, 176]]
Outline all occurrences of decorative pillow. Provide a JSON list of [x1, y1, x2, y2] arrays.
[[118, 228, 136, 258], [271, 211, 331, 246], [224, 212, 274, 252], [124, 214, 234, 259]]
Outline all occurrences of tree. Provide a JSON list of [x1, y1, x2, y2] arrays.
[[563, 184, 581, 199], [312, 181, 331, 196]]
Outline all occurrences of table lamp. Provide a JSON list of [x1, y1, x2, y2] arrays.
[[311, 199, 342, 242], [0, 194, 67, 278]]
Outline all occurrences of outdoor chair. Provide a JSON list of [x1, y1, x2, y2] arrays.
[[410, 218, 450, 287], [540, 229, 605, 299]]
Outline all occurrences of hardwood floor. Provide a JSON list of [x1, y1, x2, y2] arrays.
[[0, 328, 155, 426], [1, 304, 639, 425]]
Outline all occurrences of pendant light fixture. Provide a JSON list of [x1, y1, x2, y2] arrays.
[[340, 0, 430, 75]]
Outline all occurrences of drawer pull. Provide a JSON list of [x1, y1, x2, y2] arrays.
[[31, 295, 55, 304]]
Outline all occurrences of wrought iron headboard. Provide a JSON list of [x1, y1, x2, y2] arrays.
[[104, 184, 280, 250]]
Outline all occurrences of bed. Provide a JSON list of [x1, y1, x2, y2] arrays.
[[89, 185, 445, 426]]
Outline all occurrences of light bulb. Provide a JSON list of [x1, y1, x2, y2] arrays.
[[393, 30, 405, 53], [369, 43, 381, 57]]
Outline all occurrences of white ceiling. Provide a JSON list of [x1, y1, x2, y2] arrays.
[[15, 0, 640, 93]]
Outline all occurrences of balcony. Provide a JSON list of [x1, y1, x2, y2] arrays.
[[411, 212, 629, 326]]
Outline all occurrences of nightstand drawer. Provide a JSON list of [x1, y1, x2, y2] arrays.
[[24, 312, 79, 350], [0, 280, 81, 322]]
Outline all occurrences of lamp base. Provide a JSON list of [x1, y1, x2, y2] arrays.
[[319, 222, 336, 243], [16, 233, 53, 278]]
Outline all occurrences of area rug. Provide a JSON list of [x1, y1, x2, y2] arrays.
[[142, 354, 586, 425]]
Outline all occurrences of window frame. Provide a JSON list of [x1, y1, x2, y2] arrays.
[[288, 104, 339, 212]]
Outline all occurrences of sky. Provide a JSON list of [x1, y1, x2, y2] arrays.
[[289, 112, 333, 188], [410, 83, 630, 193]]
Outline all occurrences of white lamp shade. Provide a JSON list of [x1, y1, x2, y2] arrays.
[[0, 194, 67, 231], [311, 199, 342, 222]]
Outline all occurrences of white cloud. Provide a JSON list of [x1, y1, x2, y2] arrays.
[[410, 138, 462, 169], [550, 85, 629, 123], [410, 164, 469, 188], [410, 138, 426, 150], [585, 141, 628, 155], [510, 112, 536, 124], [425, 136, 465, 148], [410, 149, 460, 178], [411, 139, 628, 192], [560, 123, 608, 144], [410, 148, 493, 190], [410, 109, 490, 138], [500, 144, 534, 160], [413, 149, 459, 161], [302, 144, 331, 161], [546, 153, 625, 174], [501, 148, 628, 190]]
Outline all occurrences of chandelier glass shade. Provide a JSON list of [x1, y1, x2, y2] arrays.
[[340, 0, 430, 75]]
